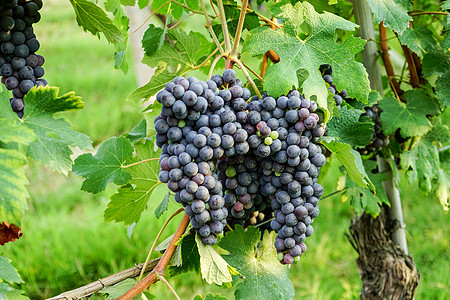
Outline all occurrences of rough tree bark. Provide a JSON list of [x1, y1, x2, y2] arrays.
[[350, 0, 420, 298], [348, 207, 420, 300]]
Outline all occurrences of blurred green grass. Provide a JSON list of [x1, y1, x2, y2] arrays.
[[2, 1, 449, 300]]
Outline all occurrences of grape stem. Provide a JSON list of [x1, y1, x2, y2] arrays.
[[199, 0, 224, 54], [232, 57, 262, 98], [137, 207, 185, 282], [239, 60, 263, 81], [208, 54, 227, 79], [118, 214, 191, 300], [156, 274, 181, 300], [217, 0, 232, 53], [230, 0, 249, 57]]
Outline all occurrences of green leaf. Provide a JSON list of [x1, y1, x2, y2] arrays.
[[341, 160, 388, 216], [98, 278, 141, 299], [219, 226, 295, 300], [142, 24, 165, 56], [366, 0, 412, 34], [212, 4, 260, 38], [243, 2, 369, 108], [73, 136, 134, 194], [379, 89, 439, 138], [0, 149, 29, 224], [0, 86, 92, 175], [0, 256, 23, 284], [69, 0, 124, 44], [442, 0, 450, 10], [0, 118, 35, 145], [326, 106, 374, 148], [422, 46, 450, 108], [169, 233, 201, 275], [0, 283, 28, 300], [129, 29, 211, 102], [138, 0, 150, 9], [195, 234, 238, 285], [104, 141, 163, 225], [193, 293, 228, 300], [321, 139, 374, 189], [154, 191, 169, 219], [400, 122, 449, 210], [397, 26, 436, 56], [126, 119, 148, 144]]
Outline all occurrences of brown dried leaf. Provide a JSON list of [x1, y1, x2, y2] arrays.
[[0, 221, 22, 245]]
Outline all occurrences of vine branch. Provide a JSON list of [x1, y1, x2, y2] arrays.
[[118, 214, 191, 300], [379, 22, 403, 101], [217, 0, 232, 53], [47, 259, 160, 300], [230, 0, 249, 57], [199, 0, 224, 54], [233, 58, 262, 98]]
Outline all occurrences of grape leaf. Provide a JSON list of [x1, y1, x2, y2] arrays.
[[0, 118, 35, 145], [0, 283, 28, 300], [154, 191, 169, 219], [219, 226, 295, 300], [326, 106, 374, 148], [422, 46, 450, 108], [169, 233, 201, 276], [152, 0, 183, 19], [243, 1, 370, 108], [379, 89, 439, 138], [195, 234, 239, 285], [69, 0, 124, 44], [397, 26, 436, 56], [98, 278, 141, 299], [126, 118, 148, 144], [138, 0, 150, 9], [105, 0, 131, 73], [321, 138, 374, 189], [400, 123, 449, 210], [0, 149, 29, 224], [104, 141, 164, 225], [0, 86, 92, 175], [0, 256, 22, 283], [142, 7, 171, 56], [142, 24, 165, 56], [0, 222, 22, 246], [129, 29, 211, 102], [193, 293, 228, 300], [365, 0, 412, 34], [341, 160, 389, 216], [73, 136, 134, 194]]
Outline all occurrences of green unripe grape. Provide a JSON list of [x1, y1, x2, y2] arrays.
[[270, 131, 279, 140], [294, 256, 301, 262], [226, 166, 237, 178], [264, 137, 273, 145], [277, 252, 284, 261], [275, 172, 282, 176], [256, 131, 261, 137], [178, 120, 186, 128]]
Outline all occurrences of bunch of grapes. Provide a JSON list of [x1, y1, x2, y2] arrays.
[[154, 69, 327, 264], [358, 104, 389, 155], [0, 0, 47, 118], [320, 64, 348, 110]]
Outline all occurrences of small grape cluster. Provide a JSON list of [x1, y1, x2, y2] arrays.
[[154, 69, 327, 264], [358, 104, 389, 155], [320, 64, 348, 110], [0, 0, 46, 118]]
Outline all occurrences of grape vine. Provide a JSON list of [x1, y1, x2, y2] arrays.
[[0, 0, 448, 299]]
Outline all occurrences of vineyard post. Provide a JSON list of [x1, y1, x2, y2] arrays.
[[353, 0, 408, 254]]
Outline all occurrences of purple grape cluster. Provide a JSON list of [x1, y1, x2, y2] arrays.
[[0, 0, 47, 118], [359, 104, 389, 155], [154, 69, 327, 264], [320, 64, 348, 110]]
